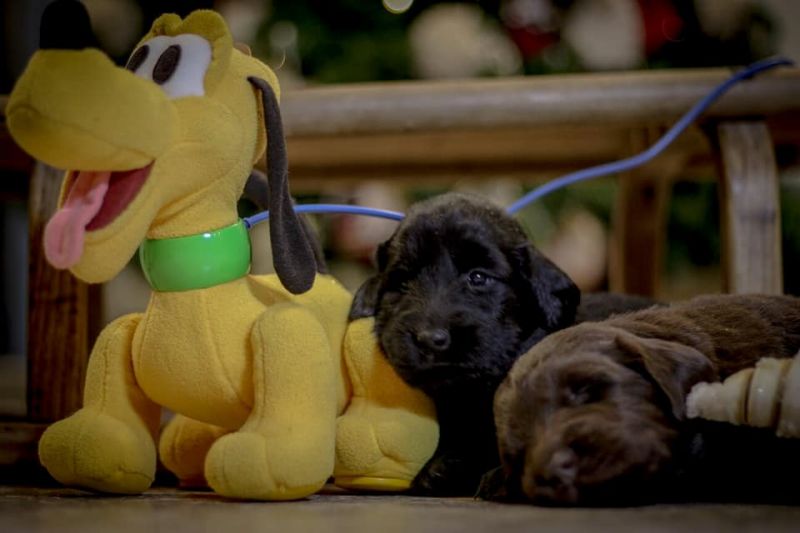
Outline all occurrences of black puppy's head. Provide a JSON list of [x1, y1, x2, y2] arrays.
[[350, 193, 579, 395]]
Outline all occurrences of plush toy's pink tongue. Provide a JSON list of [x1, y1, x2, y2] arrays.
[[44, 171, 111, 269]]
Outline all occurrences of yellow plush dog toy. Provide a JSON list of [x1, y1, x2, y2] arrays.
[[7, 1, 437, 500]]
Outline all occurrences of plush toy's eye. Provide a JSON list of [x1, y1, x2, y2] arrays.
[[125, 34, 211, 98], [153, 45, 181, 84], [125, 45, 149, 72]]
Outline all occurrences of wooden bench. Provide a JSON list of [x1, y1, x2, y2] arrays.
[[2, 66, 799, 478]]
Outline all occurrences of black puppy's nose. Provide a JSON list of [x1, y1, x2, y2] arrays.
[[415, 328, 451, 351], [40, 0, 97, 50]]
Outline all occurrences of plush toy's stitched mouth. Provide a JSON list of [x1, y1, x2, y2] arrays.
[[83, 165, 153, 231], [43, 164, 153, 269]]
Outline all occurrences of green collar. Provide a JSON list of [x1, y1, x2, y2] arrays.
[[138, 220, 251, 292]]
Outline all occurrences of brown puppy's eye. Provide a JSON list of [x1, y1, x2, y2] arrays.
[[565, 380, 604, 405], [126, 45, 149, 71], [153, 45, 181, 84], [568, 437, 596, 457]]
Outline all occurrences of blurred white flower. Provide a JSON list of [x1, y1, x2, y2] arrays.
[[217, 0, 269, 45], [694, 0, 751, 40], [410, 3, 523, 79], [562, 0, 644, 71]]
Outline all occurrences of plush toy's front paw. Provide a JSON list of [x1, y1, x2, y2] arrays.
[[39, 408, 156, 494], [334, 402, 437, 492], [204, 431, 330, 500], [334, 317, 439, 492], [334, 414, 412, 491]]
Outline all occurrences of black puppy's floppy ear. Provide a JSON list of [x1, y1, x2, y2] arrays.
[[248, 77, 316, 294], [614, 332, 718, 420], [349, 276, 382, 321], [513, 245, 579, 331], [348, 241, 390, 320]]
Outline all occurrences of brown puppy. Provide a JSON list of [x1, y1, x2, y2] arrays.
[[492, 294, 800, 505]]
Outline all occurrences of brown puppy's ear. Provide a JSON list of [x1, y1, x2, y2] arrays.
[[614, 332, 718, 420], [248, 76, 316, 294], [513, 245, 580, 331], [348, 241, 390, 320]]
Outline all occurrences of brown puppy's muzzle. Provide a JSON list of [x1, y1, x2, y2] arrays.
[[521, 402, 677, 505], [523, 444, 580, 504]]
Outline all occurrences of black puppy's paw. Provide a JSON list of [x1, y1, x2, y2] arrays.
[[475, 466, 525, 503], [411, 454, 481, 497], [476, 467, 511, 501]]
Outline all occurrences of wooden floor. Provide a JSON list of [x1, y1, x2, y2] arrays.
[[2, 485, 799, 533]]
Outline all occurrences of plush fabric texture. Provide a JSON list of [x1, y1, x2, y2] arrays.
[[11, 8, 437, 500]]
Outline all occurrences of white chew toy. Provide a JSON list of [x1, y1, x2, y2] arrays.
[[687, 351, 800, 438]]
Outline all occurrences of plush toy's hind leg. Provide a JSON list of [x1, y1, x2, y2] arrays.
[[159, 415, 230, 488], [204, 303, 337, 500], [38, 314, 161, 494], [334, 318, 439, 491]]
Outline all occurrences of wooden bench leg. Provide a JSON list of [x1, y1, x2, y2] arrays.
[[610, 175, 670, 297], [717, 121, 782, 294], [27, 163, 91, 422], [610, 129, 683, 297]]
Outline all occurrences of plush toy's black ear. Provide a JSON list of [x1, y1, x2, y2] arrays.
[[40, 0, 98, 50], [348, 241, 390, 320], [512, 245, 580, 332], [248, 77, 316, 294], [243, 169, 328, 275], [614, 332, 718, 420]]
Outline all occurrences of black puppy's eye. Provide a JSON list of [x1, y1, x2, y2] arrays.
[[467, 270, 492, 287], [385, 270, 411, 291]]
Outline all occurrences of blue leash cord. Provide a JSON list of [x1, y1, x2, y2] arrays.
[[506, 57, 794, 214], [243, 56, 793, 228], [243, 203, 404, 228]]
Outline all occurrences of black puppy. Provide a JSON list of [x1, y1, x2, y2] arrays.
[[350, 193, 656, 495]]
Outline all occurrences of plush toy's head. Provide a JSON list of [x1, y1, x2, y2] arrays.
[[7, 1, 316, 293]]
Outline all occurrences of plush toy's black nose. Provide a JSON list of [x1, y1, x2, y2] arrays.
[[39, 0, 97, 50]]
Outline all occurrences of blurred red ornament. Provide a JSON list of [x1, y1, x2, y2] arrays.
[[637, 0, 684, 55], [506, 25, 559, 59]]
